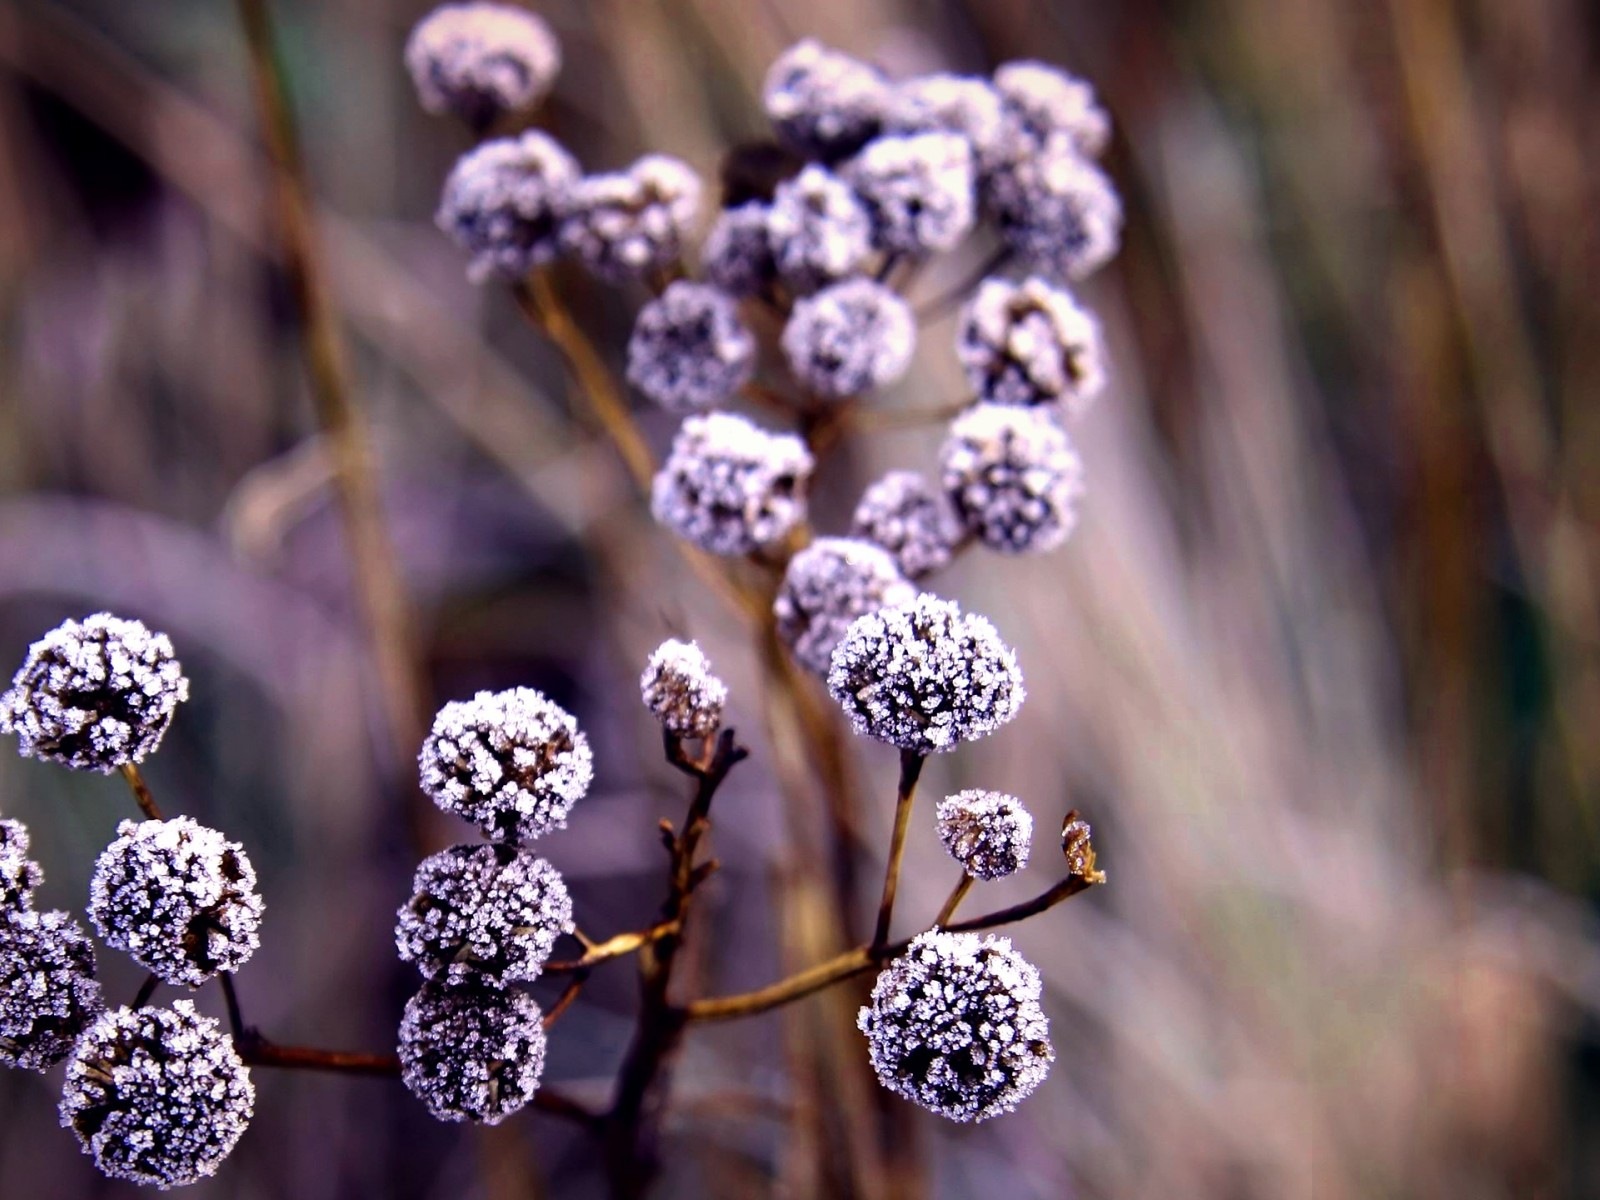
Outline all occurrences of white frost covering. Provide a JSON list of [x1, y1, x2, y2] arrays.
[[405, 2, 562, 125], [941, 403, 1085, 554], [640, 639, 727, 740], [768, 165, 874, 294], [559, 154, 701, 283], [986, 138, 1123, 281], [850, 470, 963, 581], [437, 131, 580, 281], [935, 789, 1033, 880], [782, 278, 915, 399], [774, 538, 915, 676], [0, 908, 103, 1071], [844, 131, 976, 255], [763, 39, 890, 159], [993, 59, 1110, 159], [626, 281, 756, 413], [399, 983, 546, 1125], [957, 275, 1105, 415]]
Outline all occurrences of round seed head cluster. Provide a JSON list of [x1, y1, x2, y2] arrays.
[[858, 930, 1053, 1123], [0, 818, 43, 912], [958, 276, 1105, 415], [396, 844, 573, 988], [405, 2, 561, 128], [942, 404, 1085, 554], [987, 143, 1122, 281], [61, 1000, 254, 1189], [88, 817, 264, 987], [993, 60, 1110, 159], [774, 539, 916, 676], [701, 202, 777, 297], [399, 984, 546, 1125], [626, 282, 756, 413], [768, 165, 873, 294], [0, 909, 103, 1071], [640, 639, 727, 740], [886, 74, 1007, 175], [651, 412, 814, 556], [420, 688, 593, 844], [844, 132, 976, 256], [782, 278, 916, 399], [559, 155, 701, 283], [437, 131, 580, 281], [850, 470, 963, 581], [0, 613, 189, 773], [763, 39, 889, 160], [936, 790, 1033, 881], [827, 594, 1025, 754]]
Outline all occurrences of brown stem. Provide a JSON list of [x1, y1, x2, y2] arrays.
[[132, 973, 161, 1009], [873, 751, 926, 949], [542, 970, 590, 1030], [118, 763, 163, 821], [933, 872, 974, 928], [543, 921, 681, 974]]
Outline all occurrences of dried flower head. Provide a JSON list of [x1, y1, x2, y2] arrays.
[[941, 404, 1085, 554], [0, 909, 103, 1071], [88, 817, 264, 988], [774, 538, 916, 676], [986, 139, 1122, 281], [885, 74, 1007, 175], [0, 818, 43, 913], [827, 594, 1025, 754], [768, 164, 874, 294], [844, 132, 976, 256], [0, 613, 189, 773], [559, 154, 701, 283], [936, 790, 1033, 881], [993, 60, 1110, 159], [61, 1000, 254, 1189], [957, 275, 1105, 415], [850, 470, 963, 581], [858, 930, 1053, 1122], [782, 278, 916, 399], [405, 2, 561, 128], [651, 412, 814, 556], [626, 282, 756, 413], [437, 131, 580, 281], [701, 201, 777, 297], [420, 688, 593, 844], [640, 639, 727, 740], [763, 39, 890, 160], [399, 983, 546, 1125]]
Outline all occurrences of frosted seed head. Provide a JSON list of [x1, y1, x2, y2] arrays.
[[0, 909, 103, 1071], [850, 470, 963, 581], [843, 132, 976, 256], [782, 278, 916, 399], [61, 1000, 254, 1188], [993, 60, 1110, 159], [559, 154, 702, 283], [0, 818, 42, 913], [626, 282, 756, 413], [0, 613, 189, 773], [396, 844, 572, 988], [88, 817, 264, 988], [936, 790, 1033, 880], [763, 40, 890, 160], [986, 139, 1122, 281], [768, 165, 874, 294], [858, 930, 1053, 1122], [701, 202, 777, 297], [885, 74, 1008, 176], [941, 404, 1085, 554], [650, 413, 814, 556], [399, 983, 546, 1125], [957, 275, 1105, 415], [405, 3, 561, 128], [419, 688, 593, 844], [437, 131, 580, 281], [827, 593, 1025, 754], [774, 539, 916, 676], [640, 639, 727, 740]]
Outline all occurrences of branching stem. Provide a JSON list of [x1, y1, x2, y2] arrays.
[[872, 750, 926, 948], [934, 872, 974, 927]]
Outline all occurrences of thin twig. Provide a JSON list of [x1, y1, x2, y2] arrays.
[[118, 763, 163, 821], [219, 972, 247, 1042], [543, 970, 591, 1030], [543, 921, 681, 974], [933, 872, 974, 927], [132, 973, 161, 1009], [872, 751, 926, 949], [912, 245, 1012, 323]]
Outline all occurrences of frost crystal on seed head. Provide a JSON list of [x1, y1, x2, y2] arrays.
[[396, 843, 572, 988], [399, 983, 546, 1125], [885, 74, 1008, 175], [827, 593, 1025, 754], [936, 790, 1033, 881], [768, 165, 874, 294], [650, 413, 814, 556], [626, 282, 756, 413], [993, 60, 1110, 159], [0, 613, 189, 773], [844, 132, 976, 256], [437, 131, 580, 281], [701, 202, 777, 297], [559, 155, 702, 283], [858, 930, 1053, 1122], [986, 139, 1122, 281], [958, 275, 1105, 415], [405, 2, 562, 128], [0, 909, 103, 1071], [420, 688, 593, 844], [942, 403, 1085, 554], [0, 818, 42, 913], [640, 639, 727, 740], [782, 278, 916, 399], [850, 470, 963, 581], [774, 538, 916, 676], [61, 1000, 254, 1189], [88, 817, 264, 988], [763, 39, 890, 160]]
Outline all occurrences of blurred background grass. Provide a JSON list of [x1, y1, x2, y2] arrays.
[[2, 0, 1599, 1196]]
